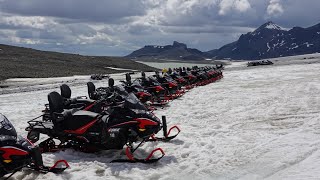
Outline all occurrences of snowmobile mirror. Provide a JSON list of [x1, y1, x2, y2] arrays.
[[109, 78, 114, 87], [27, 130, 40, 143]]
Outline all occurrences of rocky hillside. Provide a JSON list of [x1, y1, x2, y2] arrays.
[[126, 41, 205, 61], [0, 44, 157, 81], [207, 21, 320, 60]]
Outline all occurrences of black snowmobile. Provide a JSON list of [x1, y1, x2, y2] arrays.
[[177, 68, 198, 89], [0, 114, 69, 178], [26, 84, 179, 163], [153, 71, 186, 99], [120, 73, 152, 104], [134, 72, 168, 106]]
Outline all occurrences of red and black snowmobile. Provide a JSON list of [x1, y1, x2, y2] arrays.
[[0, 114, 69, 178], [152, 71, 184, 99], [134, 72, 167, 106], [120, 73, 152, 104], [178, 69, 198, 89], [168, 72, 188, 87], [25, 85, 179, 163]]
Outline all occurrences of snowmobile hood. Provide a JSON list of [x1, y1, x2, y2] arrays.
[[0, 114, 17, 142]]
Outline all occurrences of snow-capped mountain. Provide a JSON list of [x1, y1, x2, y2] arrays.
[[127, 21, 320, 61], [126, 41, 205, 61], [255, 21, 286, 31], [207, 21, 320, 60]]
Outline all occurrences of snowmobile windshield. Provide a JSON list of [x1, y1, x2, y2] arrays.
[[131, 81, 144, 92], [164, 75, 175, 82], [132, 80, 140, 86], [124, 93, 147, 111], [0, 114, 17, 142], [148, 77, 161, 86], [115, 85, 129, 97]]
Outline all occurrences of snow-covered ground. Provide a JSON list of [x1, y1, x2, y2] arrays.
[[1, 56, 320, 179]]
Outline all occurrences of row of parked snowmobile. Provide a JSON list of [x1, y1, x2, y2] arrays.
[[0, 66, 223, 178]]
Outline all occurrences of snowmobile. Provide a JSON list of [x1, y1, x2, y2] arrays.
[[120, 73, 152, 104], [134, 72, 168, 106], [178, 69, 197, 89], [168, 72, 188, 87], [153, 71, 178, 93], [191, 69, 209, 86], [25, 85, 180, 163], [0, 114, 69, 178], [153, 72, 185, 99]]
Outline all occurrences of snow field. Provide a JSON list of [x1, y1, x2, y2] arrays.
[[1, 61, 320, 179]]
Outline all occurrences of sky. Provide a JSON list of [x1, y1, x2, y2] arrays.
[[0, 0, 320, 56]]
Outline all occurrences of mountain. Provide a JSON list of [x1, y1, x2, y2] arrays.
[[207, 21, 320, 60], [126, 41, 205, 61], [0, 44, 157, 81]]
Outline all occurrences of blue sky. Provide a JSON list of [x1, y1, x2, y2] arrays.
[[0, 0, 319, 56]]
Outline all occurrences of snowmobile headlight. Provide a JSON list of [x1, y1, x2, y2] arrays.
[[139, 128, 146, 132], [3, 159, 12, 163]]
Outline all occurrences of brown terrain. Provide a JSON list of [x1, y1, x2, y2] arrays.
[[0, 44, 158, 81]]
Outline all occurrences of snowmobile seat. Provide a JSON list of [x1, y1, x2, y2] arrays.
[[87, 82, 96, 99], [48, 91, 64, 114], [60, 84, 71, 99]]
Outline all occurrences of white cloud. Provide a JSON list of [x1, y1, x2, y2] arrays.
[[219, 0, 234, 15], [0, 15, 57, 29], [267, 0, 284, 16], [219, 0, 251, 15], [1, 0, 320, 56], [234, 0, 251, 13]]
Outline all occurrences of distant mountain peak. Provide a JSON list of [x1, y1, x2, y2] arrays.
[[126, 41, 204, 60], [206, 21, 320, 60], [255, 21, 286, 31], [172, 41, 187, 49]]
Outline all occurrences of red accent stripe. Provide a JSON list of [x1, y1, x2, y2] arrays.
[[108, 121, 139, 128], [25, 137, 35, 146], [64, 119, 98, 135], [0, 146, 29, 160], [84, 102, 95, 111], [134, 118, 159, 129]]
